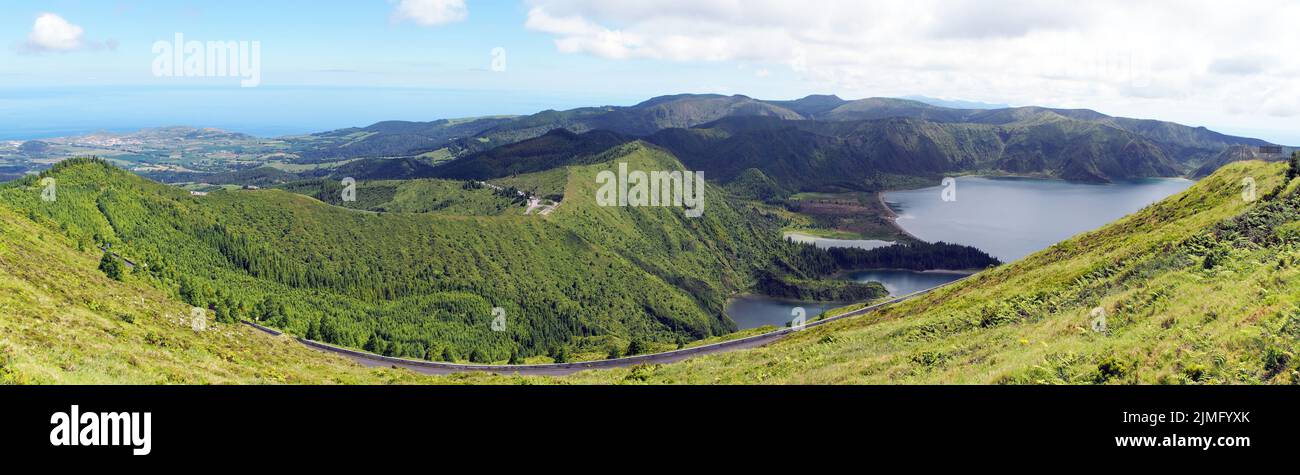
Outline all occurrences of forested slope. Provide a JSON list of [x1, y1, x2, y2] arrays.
[[0, 147, 813, 363], [0, 191, 417, 384]]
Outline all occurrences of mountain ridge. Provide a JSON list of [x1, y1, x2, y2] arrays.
[[273, 93, 1283, 187]]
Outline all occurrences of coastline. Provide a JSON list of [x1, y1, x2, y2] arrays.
[[876, 191, 923, 242], [829, 267, 980, 280]]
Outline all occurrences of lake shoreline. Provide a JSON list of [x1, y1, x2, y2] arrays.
[[725, 267, 974, 329], [829, 267, 981, 279], [876, 191, 923, 242], [728, 267, 977, 308]]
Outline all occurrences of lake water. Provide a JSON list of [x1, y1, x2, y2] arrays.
[[842, 269, 970, 296], [725, 296, 840, 330], [726, 176, 1192, 330], [725, 270, 971, 330], [884, 176, 1193, 262]]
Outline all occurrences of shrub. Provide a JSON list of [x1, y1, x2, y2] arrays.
[[550, 346, 569, 364], [1093, 356, 1130, 383], [1263, 346, 1291, 377], [625, 339, 647, 356], [98, 251, 125, 281]]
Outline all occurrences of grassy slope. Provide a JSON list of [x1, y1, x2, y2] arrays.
[[0, 204, 422, 384], [493, 161, 1297, 384], [278, 177, 524, 215]]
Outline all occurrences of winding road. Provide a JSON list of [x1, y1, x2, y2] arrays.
[[244, 276, 972, 376]]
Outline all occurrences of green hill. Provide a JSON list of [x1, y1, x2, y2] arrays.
[[363, 106, 1254, 191], [428, 129, 631, 180], [640, 116, 1173, 187], [3, 145, 887, 364], [288, 94, 802, 162], [486, 160, 1300, 384], [276, 177, 526, 215], [0, 190, 419, 384]]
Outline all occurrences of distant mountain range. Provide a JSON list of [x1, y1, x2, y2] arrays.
[[13, 93, 1285, 189], [282, 94, 1285, 187]]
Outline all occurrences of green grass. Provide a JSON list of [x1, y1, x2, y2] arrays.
[[783, 191, 912, 241], [279, 177, 525, 215], [783, 228, 871, 240]]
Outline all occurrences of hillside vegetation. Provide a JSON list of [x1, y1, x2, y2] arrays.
[[277, 177, 525, 215], [0, 198, 421, 384], [489, 160, 1300, 384], [4, 158, 1288, 384], [648, 115, 1181, 187], [1, 146, 856, 364]]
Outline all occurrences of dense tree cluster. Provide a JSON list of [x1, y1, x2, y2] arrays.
[[2, 158, 769, 363], [98, 251, 125, 281], [782, 240, 1001, 276], [753, 269, 886, 302]]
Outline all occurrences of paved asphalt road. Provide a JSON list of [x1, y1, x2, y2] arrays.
[[244, 276, 971, 376]]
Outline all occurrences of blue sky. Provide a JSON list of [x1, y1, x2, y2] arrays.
[[3, 1, 1298, 144]]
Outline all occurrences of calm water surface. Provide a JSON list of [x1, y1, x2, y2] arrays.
[[884, 177, 1193, 262], [725, 296, 840, 330], [842, 269, 970, 296], [728, 176, 1192, 330]]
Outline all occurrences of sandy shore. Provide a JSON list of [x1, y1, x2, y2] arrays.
[[876, 191, 923, 242]]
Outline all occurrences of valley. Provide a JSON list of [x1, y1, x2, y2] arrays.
[[4, 142, 982, 367], [1, 92, 1295, 383], [503, 160, 1300, 384]]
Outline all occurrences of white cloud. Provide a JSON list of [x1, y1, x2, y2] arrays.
[[1208, 56, 1270, 76], [925, 0, 1087, 39], [21, 13, 85, 52], [523, 0, 1300, 132], [391, 0, 468, 27]]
